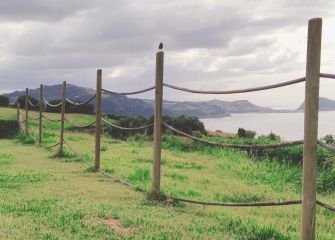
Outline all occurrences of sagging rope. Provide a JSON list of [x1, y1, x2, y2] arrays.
[[42, 114, 61, 122], [65, 94, 97, 106], [162, 122, 304, 149], [171, 197, 301, 207], [63, 140, 140, 190], [43, 97, 62, 108], [102, 86, 155, 96], [163, 77, 306, 94], [102, 117, 153, 131], [64, 118, 96, 128], [316, 200, 335, 212], [28, 99, 39, 107], [27, 115, 40, 121], [320, 73, 335, 79], [163, 72, 335, 95], [26, 127, 61, 148], [171, 197, 334, 212]]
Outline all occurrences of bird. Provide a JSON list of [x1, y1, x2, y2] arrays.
[[158, 42, 163, 50]]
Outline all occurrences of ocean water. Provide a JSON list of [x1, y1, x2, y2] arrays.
[[201, 111, 335, 140]]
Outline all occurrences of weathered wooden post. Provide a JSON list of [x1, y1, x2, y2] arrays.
[[301, 18, 322, 240], [38, 84, 43, 146], [58, 81, 66, 156], [95, 69, 102, 172], [25, 88, 28, 135], [16, 102, 20, 123], [152, 47, 164, 199]]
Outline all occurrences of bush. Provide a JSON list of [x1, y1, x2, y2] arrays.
[[0, 120, 19, 138], [0, 95, 9, 107], [238, 128, 256, 139], [322, 134, 334, 144]]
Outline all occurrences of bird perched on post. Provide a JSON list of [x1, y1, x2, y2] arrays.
[[158, 42, 163, 50]]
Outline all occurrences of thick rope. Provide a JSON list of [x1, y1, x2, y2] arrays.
[[316, 200, 335, 212], [64, 118, 96, 128], [43, 97, 62, 108], [102, 86, 155, 96], [171, 197, 302, 207], [42, 114, 61, 122], [171, 197, 335, 211], [27, 115, 40, 121], [163, 73, 335, 94], [320, 73, 335, 79], [63, 140, 141, 190], [65, 94, 96, 106], [102, 117, 153, 131], [162, 122, 304, 149], [318, 140, 335, 154], [163, 77, 305, 94], [28, 99, 39, 107], [41, 142, 61, 148]]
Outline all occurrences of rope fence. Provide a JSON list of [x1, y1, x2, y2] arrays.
[[42, 114, 61, 122], [64, 118, 96, 128], [101, 117, 153, 130], [15, 18, 335, 239], [65, 94, 96, 106], [102, 86, 155, 96], [43, 97, 62, 108], [163, 121, 305, 149]]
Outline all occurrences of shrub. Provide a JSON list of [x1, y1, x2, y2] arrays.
[[322, 134, 334, 144], [0, 120, 19, 138], [238, 128, 255, 138], [0, 95, 9, 106]]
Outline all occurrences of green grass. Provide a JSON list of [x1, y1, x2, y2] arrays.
[[0, 106, 334, 239]]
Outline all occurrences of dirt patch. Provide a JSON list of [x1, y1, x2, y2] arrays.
[[90, 217, 132, 236], [207, 130, 236, 137]]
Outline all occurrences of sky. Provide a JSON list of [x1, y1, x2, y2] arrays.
[[0, 0, 334, 109]]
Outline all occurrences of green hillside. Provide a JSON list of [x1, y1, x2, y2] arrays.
[[0, 107, 334, 239]]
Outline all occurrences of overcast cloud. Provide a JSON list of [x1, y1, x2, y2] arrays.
[[0, 0, 334, 109]]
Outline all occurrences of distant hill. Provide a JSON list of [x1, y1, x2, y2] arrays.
[[296, 97, 335, 111], [4, 84, 285, 117]]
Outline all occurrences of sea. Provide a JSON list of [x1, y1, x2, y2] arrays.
[[201, 111, 335, 141]]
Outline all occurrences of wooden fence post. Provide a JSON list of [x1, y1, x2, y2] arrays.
[[58, 81, 66, 156], [38, 84, 43, 146], [95, 69, 102, 172], [301, 18, 322, 240], [152, 49, 164, 199], [25, 88, 28, 135], [16, 102, 20, 123]]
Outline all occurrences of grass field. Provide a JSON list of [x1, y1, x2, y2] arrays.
[[0, 107, 334, 239]]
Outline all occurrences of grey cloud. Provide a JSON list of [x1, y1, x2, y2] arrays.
[[0, 0, 334, 108]]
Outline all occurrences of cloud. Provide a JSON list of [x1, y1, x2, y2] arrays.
[[0, 0, 334, 109]]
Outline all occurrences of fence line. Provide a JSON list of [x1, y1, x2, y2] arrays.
[[15, 18, 335, 240]]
